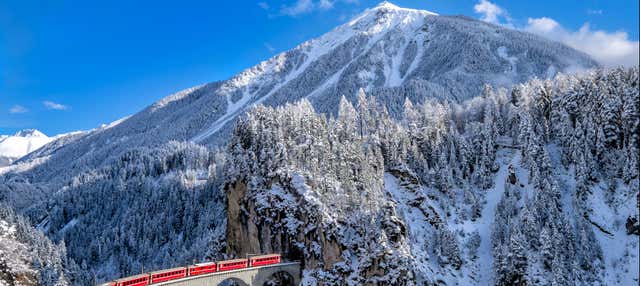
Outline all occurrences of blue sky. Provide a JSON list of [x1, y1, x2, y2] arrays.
[[1, 0, 638, 135]]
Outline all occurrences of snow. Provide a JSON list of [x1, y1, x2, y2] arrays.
[[0, 219, 16, 236], [589, 184, 639, 286], [0, 129, 52, 161], [151, 84, 206, 112], [547, 145, 639, 285], [385, 48, 405, 87], [0, 154, 53, 175], [305, 65, 345, 99], [457, 149, 523, 285], [497, 46, 518, 74], [383, 173, 433, 282], [547, 144, 577, 218], [386, 158, 521, 285], [12, 129, 46, 138], [190, 98, 248, 142], [59, 218, 78, 233], [291, 173, 337, 226], [0, 219, 36, 284], [98, 115, 131, 131], [190, 58, 292, 142]]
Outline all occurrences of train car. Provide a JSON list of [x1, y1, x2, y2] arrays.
[[98, 282, 116, 286], [217, 258, 248, 272], [188, 262, 217, 276], [149, 267, 187, 284], [249, 254, 281, 267], [114, 273, 150, 286]]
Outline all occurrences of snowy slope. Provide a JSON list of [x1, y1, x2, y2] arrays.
[[548, 144, 639, 286], [0, 130, 52, 167], [0, 205, 77, 286], [383, 149, 530, 285]]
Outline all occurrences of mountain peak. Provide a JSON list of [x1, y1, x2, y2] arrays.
[[13, 129, 47, 138], [369, 1, 438, 15], [374, 1, 400, 10], [0, 129, 52, 165]]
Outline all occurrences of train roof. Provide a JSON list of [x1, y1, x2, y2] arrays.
[[192, 261, 217, 266], [114, 273, 149, 282], [250, 254, 280, 259], [218, 258, 248, 264], [149, 266, 187, 275]]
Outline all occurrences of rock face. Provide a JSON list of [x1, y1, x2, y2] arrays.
[[226, 180, 342, 270], [224, 176, 413, 285]]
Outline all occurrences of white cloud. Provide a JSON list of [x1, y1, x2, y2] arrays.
[[9, 105, 28, 114], [258, 2, 269, 10], [43, 101, 69, 111], [474, 0, 508, 25], [318, 0, 334, 10], [279, 0, 357, 16], [281, 0, 314, 16], [525, 18, 639, 67], [525, 17, 559, 33], [472, 1, 639, 68], [264, 42, 276, 53]]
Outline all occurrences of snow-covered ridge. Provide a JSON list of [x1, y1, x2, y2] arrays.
[[215, 0, 436, 102], [12, 129, 47, 138], [150, 84, 206, 112]]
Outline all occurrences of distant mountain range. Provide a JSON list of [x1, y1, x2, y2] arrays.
[[0, 129, 52, 167]]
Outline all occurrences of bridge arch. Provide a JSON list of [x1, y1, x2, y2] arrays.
[[217, 277, 250, 286], [251, 264, 300, 286], [261, 270, 296, 286]]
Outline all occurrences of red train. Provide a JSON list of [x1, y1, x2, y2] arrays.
[[99, 254, 281, 286]]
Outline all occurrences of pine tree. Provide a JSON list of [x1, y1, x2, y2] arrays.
[[539, 226, 553, 270], [520, 207, 538, 250], [507, 226, 529, 286]]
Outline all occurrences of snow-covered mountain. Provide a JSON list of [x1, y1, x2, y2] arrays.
[[13, 2, 597, 185], [0, 129, 52, 167]]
